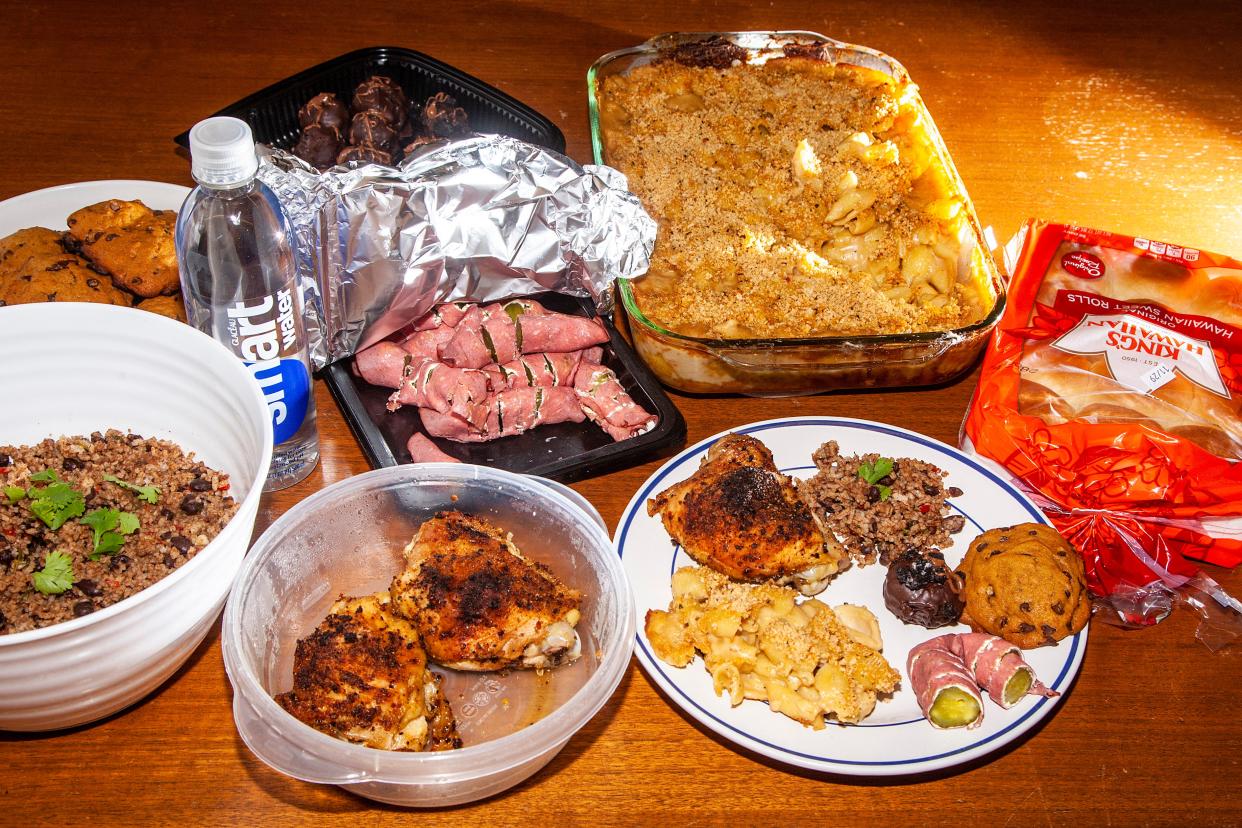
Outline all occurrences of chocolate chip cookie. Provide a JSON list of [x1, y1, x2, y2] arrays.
[[0, 243, 133, 307], [137, 294, 187, 322], [956, 523, 1090, 648], [66, 200, 179, 298]]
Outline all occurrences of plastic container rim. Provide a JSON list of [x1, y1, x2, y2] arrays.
[[222, 462, 636, 784]]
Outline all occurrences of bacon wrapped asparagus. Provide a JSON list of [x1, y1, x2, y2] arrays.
[[907, 632, 1058, 729], [420, 386, 585, 442], [574, 362, 658, 441], [353, 300, 657, 446], [439, 302, 609, 369], [955, 633, 1059, 709], [907, 634, 985, 730]]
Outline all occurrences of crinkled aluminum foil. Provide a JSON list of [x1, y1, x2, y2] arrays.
[[257, 134, 656, 369]]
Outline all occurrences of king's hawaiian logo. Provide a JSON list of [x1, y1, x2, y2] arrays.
[[1052, 312, 1229, 397]]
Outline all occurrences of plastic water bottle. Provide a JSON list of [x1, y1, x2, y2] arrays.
[[176, 117, 320, 491]]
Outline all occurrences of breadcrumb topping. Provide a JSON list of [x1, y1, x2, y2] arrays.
[[600, 56, 994, 338]]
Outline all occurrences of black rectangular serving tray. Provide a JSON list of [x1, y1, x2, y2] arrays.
[[175, 47, 682, 480], [325, 292, 685, 482], [174, 45, 565, 153]]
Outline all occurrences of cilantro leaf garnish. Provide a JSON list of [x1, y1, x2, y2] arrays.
[[94, 533, 126, 558], [81, 507, 141, 559], [27, 481, 86, 530], [4, 485, 25, 504], [858, 457, 895, 502], [116, 511, 140, 535], [29, 469, 61, 484], [31, 550, 75, 595], [103, 474, 160, 504]]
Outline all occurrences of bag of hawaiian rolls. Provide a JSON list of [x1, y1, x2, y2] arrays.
[[962, 219, 1242, 639]]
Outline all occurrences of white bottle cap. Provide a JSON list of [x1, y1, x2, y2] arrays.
[[189, 117, 259, 187]]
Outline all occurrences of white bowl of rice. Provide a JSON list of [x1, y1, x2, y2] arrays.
[[0, 302, 271, 731]]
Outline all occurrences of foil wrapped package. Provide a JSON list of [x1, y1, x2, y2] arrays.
[[257, 134, 656, 368]]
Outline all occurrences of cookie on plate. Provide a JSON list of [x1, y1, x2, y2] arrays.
[[1, 227, 66, 270], [955, 523, 1090, 648], [0, 246, 133, 307], [137, 293, 187, 322], [66, 199, 179, 298], [1, 227, 69, 294]]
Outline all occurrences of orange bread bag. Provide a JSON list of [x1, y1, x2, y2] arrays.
[[962, 220, 1242, 625]]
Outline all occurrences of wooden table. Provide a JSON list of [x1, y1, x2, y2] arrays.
[[4, 1, 1241, 825]]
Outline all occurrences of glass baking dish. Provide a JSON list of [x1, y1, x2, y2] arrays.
[[587, 31, 1005, 395]]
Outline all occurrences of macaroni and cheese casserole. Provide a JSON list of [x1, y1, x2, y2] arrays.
[[598, 46, 996, 339]]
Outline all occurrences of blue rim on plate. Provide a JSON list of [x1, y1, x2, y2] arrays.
[[615, 416, 1086, 776]]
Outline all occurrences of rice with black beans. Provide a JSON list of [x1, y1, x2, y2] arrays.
[[0, 430, 237, 633], [799, 440, 965, 566]]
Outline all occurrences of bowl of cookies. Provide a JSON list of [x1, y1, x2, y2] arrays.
[[0, 179, 188, 318]]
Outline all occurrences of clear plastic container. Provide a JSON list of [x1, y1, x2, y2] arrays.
[[588, 31, 1005, 396], [220, 463, 633, 807]]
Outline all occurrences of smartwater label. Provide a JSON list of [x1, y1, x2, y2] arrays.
[[225, 287, 311, 444]]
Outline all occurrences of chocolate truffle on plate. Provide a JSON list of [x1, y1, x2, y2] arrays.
[[352, 76, 407, 125], [293, 124, 342, 170], [336, 143, 393, 166], [883, 549, 964, 629], [298, 92, 350, 138], [422, 92, 470, 138], [349, 111, 399, 152]]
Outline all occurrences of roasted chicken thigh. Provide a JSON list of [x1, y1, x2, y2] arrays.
[[647, 433, 847, 595], [390, 511, 583, 671], [275, 592, 461, 751]]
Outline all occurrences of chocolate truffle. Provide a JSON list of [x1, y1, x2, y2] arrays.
[[396, 116, 417, 144], [298, 92, 349, 139], [349, 110, 399, 152], [336, 143, 393, 166], [352, 76, 407, 125], [422, 92, 469, 138], [293, 124, 341, 170], [883, 549, 964, 629]]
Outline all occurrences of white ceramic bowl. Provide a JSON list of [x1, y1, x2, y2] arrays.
[[222, 463, 634, 807], [0, 303, 272, 730]]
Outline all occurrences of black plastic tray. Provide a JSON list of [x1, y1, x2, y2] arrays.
[[172, 48, 682, 479], [173, 45, 565, 154], [325, 292, 685, 482]]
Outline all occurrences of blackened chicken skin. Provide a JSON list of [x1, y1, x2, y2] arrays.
[[647, 433, 848, 595], [275, 592, 461, 751], [390, 511, 583, 671]]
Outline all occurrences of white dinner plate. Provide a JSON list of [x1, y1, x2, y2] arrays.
[[0, 179, 190, 235], [615, 416, 1086, 776]]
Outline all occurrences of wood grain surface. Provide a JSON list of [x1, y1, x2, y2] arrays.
[[2, 1, 1241, 825]]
